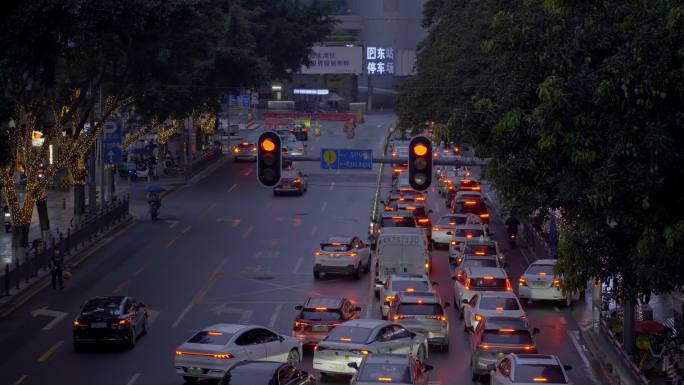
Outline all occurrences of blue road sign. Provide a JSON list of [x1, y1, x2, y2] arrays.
[[321, 148, 373, 170], [103, 119, 123, 143], [242, 95, 251, 108], [104, 142, 123, 164]]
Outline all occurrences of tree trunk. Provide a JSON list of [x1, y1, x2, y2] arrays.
[[623, 297, 636, 357], [74, 183, 85, 222], [36, 199, 52, 243], [10, 224, 29, 265]]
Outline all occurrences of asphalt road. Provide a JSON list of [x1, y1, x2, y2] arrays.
[[0, 114, 599, 385]]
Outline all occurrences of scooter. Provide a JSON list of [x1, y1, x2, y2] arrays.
[[149, 201, 160, 220]]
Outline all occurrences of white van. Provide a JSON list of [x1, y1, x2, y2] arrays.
[[374, 227, 431, 290]]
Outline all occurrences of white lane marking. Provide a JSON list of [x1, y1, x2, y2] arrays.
[[554, 306, 561, 312], [292, 257, 303, 274], [560, 316, 567, 325], [309, 226, 318, 237], [126, 373, 141, 385], [568, 330, 593, 370], [171, 303, 193, 328], [228, 184, 237, 193], [210, 304, 253, 323], [321, 202, 327, 212], [134, 267, 145, 276], [11, 375, 28, 385], [181, 225, 192, 234], [147, 309, 161, 324], [269, 304, 283, 328], [329, 182, 335, 191], [31, 307, 69, 330], [242, 225, 254, 239], [165, 220, 179, 229], [209, 202, 217, 209]]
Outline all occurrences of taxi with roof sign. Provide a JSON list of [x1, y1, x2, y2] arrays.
[[489, 353, 573, 385], [292, 297, 361, 345], [448, 224, 488, 255], [313, 236, 370, 279], [462, 291, 526, 333], [452, 237, 504, 265], [453, 267, 512, 314], [388, 291, 450, 351], [349, 353, 433, 385], [379, 274, 436, 319], [231, 141, 257, 162], [518, 259, 579, 307]]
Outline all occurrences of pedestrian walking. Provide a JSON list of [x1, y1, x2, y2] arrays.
[[48, 251, 64, 290]]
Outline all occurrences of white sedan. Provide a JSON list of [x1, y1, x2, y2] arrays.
[[461, 291, 526, 332], [490, 353, 573, 385], [518, 259, 579, 306], [174, 323, 302, 382], [313, 319, 429, 375]]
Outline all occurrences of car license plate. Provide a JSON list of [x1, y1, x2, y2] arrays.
[[533, 281, 547, 287], [91, 322, 107, 328], [312, 325, 329, 332], [188, 367, 203, 375]]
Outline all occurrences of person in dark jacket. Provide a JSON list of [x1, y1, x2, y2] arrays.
[[48, 251, 64, 290]]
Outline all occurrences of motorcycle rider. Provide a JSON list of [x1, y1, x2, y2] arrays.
[[505, 214, 520, 247], [147, 192, 161, 220]]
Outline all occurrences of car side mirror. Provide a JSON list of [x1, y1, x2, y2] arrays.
[[409, 331, 417, 339], [533, 327, 540, 335], [462, 299, 469, 304], [428, 209, 433, 214], [354, 306, 362, 312], [424, 364, 434, 372], [347, 362, 359, 370], [444, 302, 451, 308], [563, 364, 573, 371], [294, 305, 303, 310], [487, 363, 496, 371]]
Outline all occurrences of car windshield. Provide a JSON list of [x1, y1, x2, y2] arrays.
[[325, 326, 372, 343], [392, 281, 430, 292], [455, 201, 487, 214], [187, 331, 233, 345], [437, 216, 462, 226], [527, 264, 555, 275], [480, 297, 519, 310], [357, 364, 411, 383], [470, 277, 507, 290], [462, 258, 498, 268], [464, 244, 496, 255], [397, 303, 443, 316], [81, 299, 121, 317], [301, 310, 342, 321], [321, 243, 351, 252], [514, 364, 567, 383], [482, 330, 533, 345], [455, 228, 484, 238], [381, 217, 415, 227]]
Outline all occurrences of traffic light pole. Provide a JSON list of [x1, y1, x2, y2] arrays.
[[281, 155, 487, 167]]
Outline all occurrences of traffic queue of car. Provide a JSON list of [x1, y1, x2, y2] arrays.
[[67, 134, 576, 385]]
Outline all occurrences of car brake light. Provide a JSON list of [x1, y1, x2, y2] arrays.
[[251, 147, 256, 152], [175, 351, 234, 359], [233, 148, 239, 153], [207, 331, 223, 335], [339, 337, 352, 342], [293, 179, 301, 183], [479, 213, 490, 218], [348, 252, 358, 257], [315, 251, 321, 256], [472, 186, 481, 191], [475, 251, 485, 255], [495, 307, 504, 311], [415, 196, 425, 201], [506, 279, 513, 291], [466, 234, 473, 238], [377, 378, 393, 382], [314, 307, 328, 311], [351, 349, 370, 355], [385, 295, 395, 302], [406, 288, 414, 292], [553, 279, 562, 288], [475, 314, 484, 321], [393, 315, 413, 320], [519, 277, 528, 286], [118, 319, 127, 325], [483, 276, 494, 280], [533, 378, 549, 383], [294, 321, 302, 328], [418, 218, 429, 224], [451, 240, 457, 245], [465, 278, 471, 290], [465, 201, 477, 205], [424, 263, 430, 269], [432, 227, 441, 231], [479, 344, 490, 349], [456, 272, 462, 280]]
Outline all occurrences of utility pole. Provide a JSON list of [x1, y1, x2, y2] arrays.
[[98, 85, 105, 207]]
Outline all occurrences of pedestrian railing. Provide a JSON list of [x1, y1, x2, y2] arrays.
[[184, 149, 221, 179], [0, 195, 130, 298]]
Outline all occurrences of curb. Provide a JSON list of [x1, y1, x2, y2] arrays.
[[579, 327, 638, 385], [0, 216, 134, 318]]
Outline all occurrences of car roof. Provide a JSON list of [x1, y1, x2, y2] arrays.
[[533, 259, 557, 266], [339, 319, 389, 329], [396, 292, 440, 304], [202, 323, 251, 334], [282, 170, 300, 177], [380, 227, 424, 235], [464, 238, 496, 246], [304, 297, 345, 309], [511, 354, 560, 367], [324, 236, 353, 244], [396, 202, 426, 208], [390, 274, 428, 281], [462, 254, 498, 261], [84, 296, 125, 306], [466, 267, 507, 277], [381, 211, 413, 218], [364, 353, 410, 365], [456, 224, 484, 230], [476, 291, 518, 299], [483, 317, 528, 330]]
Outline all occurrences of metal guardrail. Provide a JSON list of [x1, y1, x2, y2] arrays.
[[1, 195, 130, 298]]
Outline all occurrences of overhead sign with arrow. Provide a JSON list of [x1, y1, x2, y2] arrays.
[[104, 118, 123, 164]]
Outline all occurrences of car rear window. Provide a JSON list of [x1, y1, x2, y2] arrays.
[[462, 258, 498, 268], [239, 143, 252, 148], [480, 297, 519, 310], [325, 326, 372, 343], [321, 243, 351, 252], [455, 228, 484, 238], [301, 309, 342, 321], [358, 364, 410, 383], [470, 277, 507, 290], [381, 217, 415, 227], [482, 330, 533, 345], [391, 281, 430, 292], [514, 364, 567, 383], [455, 201, 486, 213], [397, 303, 443, 316], [527, 264, 555, 275], [188, 331, 233, 345], [464, 244, 496, 255], [81, 299, 122, 317], [437, 216, 462, 226]]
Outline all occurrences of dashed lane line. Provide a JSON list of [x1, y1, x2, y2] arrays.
[[181, 225, 192, 234], [171, 303, 193, 329], [321, 201, 327, 212], [37, 340, 63, 363], [242, 226, 254, 239], [292, 257, 303, 274], [173, 259, 228, 328], [126, 373, 141, 385], [112, 280, 130, 295], [309, 226, 318, 237], [269, 304, 283, 328], [329, 182, 335, 191], [11, 375, 27, 385], [228, 184, 237, 193], [164, 239, 176, 249]]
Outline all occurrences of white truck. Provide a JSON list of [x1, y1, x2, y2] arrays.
[[374, 227, 431, 291]]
